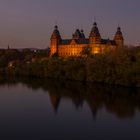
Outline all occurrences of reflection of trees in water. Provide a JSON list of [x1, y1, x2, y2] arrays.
[[0, 76, 19, 87], [0, 77, 140, 120]]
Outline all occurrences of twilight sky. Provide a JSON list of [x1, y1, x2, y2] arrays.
[[0, 0, 139, 48]]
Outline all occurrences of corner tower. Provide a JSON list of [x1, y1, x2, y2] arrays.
[[50, 25, 61, 55], [89, 22, 101, 44], [114, 26, 124, 47]]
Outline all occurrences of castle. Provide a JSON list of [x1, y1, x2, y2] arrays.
[[50, 22, 124, 57]]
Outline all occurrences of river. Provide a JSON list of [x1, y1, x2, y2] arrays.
[[0, 78, 140, 140]]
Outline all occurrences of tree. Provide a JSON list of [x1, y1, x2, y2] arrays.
[[51, 52, 59, 58], [80, 46, 92, 57]]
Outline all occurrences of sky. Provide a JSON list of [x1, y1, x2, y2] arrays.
[[0, 0, 139, 48]]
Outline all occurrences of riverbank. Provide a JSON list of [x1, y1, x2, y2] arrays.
[[5, 47, 140, 87]]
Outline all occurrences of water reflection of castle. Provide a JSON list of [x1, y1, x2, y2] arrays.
[[44, 80, 138, 120], [3, 78, 139, 120]]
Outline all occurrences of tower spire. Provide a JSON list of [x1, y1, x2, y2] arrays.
[[114, 26, 124, 47], [94, 16, 96, 23], [89, 22, 101, 44], [50, 25, 61, 56], [51, 25, 61, 39]]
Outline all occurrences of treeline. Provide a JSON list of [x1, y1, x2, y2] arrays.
[[0, 48, 49, 73], [6, 47, 140, 87]]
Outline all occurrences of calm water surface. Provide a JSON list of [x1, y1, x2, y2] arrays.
[[0, 78, 140, 140]]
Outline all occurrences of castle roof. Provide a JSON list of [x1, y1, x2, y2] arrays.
[[114, 26, 124, 40], [73, 29, 82, 39], [81, 29, 85, 38], [89, 22, 101, 38], [50, 24, 120, 46], [51, 25, 61, 39], [60, 38, 116, 45], [61, 39, 89, 45], [101, 39, 116, 45], [61, 39, 71, 45], [116, 27, 123, 36], [72, 29, 86, 39]]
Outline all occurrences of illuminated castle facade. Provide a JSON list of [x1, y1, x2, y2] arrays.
[[50, 22, 124, 57]]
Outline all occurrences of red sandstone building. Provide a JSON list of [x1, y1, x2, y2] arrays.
[[50, 22, 124, 57]]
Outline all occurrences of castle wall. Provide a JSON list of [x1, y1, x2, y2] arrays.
[[58, 44, 87, 57], [50, 46, 57, 55], [57, 44, 116, 57]]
